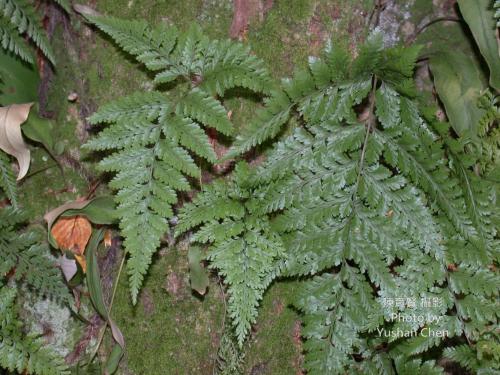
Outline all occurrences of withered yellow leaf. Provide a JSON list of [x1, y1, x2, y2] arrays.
[[104, 229, 113, 248], [51, 215, 92, 272], [0, 103, 33, 180]]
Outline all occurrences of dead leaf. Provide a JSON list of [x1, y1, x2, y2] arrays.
[[59, 255, 78, 281], [51, 216, 92, 272], [0, 103, 33, 180], [104, 230, 113, 248], [447, 263, 458, 272], [73, 3, 101, 17], [44, 199, 92, 231]]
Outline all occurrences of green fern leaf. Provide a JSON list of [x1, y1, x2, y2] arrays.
[[84, 15, 271, 302], [0, 0, 55, 63], [0, 287, 70, 375], [0, 18, 32, 62], [178, 38, 499, 373], [0, 151, 17, 207], [177, 163, 285, 345], [0, 207, 71, 304]]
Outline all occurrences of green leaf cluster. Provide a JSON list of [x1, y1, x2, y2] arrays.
[[0, 206, 72, 303], [0, 287, 70, 375], [83, 15, 272, 303], [0, 206, 71, 375], [179, 35, 499, 373]]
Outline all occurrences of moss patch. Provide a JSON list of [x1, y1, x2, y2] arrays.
[[112, 247, 224, 374], [243, 281, 303, 375]]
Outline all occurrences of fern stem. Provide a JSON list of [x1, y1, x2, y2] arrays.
[[109, 250, 126, 317], [213, 274, 228, 375], [23, 163, 59, 179], [406, 17, 461, 45]]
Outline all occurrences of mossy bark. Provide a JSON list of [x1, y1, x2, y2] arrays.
[[25, 0, 447, 373]]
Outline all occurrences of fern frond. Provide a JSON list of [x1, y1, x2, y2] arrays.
[[84, 15, 271, 302], [88, 91, 169, 124], [83, 15, 178, 69], [200, 40, 272, 96], [295, 269, 383, 375], [176, 87, 233, 136], [443, 341, 500, 373], [444, 345, 478, 370], [229, 90, 292, 156], [178, 37, 499, 373], [177, 163, 285, 345], [393, 357, 444, 375]]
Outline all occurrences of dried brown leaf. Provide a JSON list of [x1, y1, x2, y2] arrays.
[[51, 215, 92, 272], [0, 103, 33, 180]]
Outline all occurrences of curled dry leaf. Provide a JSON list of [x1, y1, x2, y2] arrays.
[[73, 3, 101, 17], [104, 229, 113, 248], [51, 216, 92, 272], [59, 254, 78, 281], [0, 103, 33, 180]]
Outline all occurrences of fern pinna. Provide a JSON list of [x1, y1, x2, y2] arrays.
[[0, 0, 69, 64], [0, 207, 70, 375], [179, 34, 499, 373], [82, 14, 272, 303], [0, 151, 17, 205]]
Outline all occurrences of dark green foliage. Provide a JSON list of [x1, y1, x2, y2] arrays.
[[443, 338, 500, 373], [83, 15, 272, 303], [0, 0, 67, 64], [0, 16, 32, 62], [0, 151, 17, 206], [0, 287, 70, 375], [179, 35, 499, 373], [215, 328, 245, 375], [0, 206, 71, 303], [0, 207, 71, 374], [0, 0, 67, 204]]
